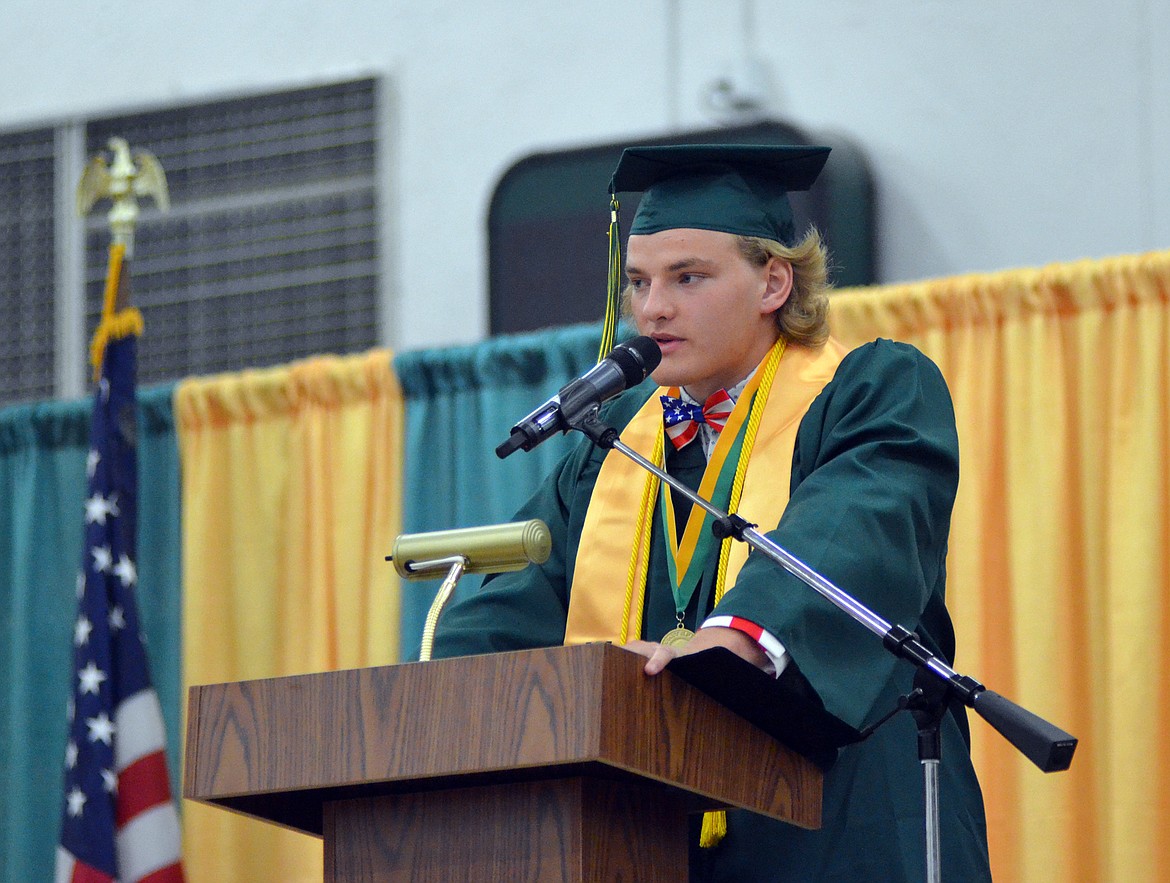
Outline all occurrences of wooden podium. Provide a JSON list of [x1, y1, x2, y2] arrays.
[[184, 643, 822, 881]]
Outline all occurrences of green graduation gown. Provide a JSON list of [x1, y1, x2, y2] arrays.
[[433, 339, 992, 882]]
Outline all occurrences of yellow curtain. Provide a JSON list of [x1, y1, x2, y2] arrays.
[[176, 350, 403, 883], [832, 252, 1170, 883]]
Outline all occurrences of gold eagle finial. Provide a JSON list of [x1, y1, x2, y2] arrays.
[[76, 137, 170, 257]]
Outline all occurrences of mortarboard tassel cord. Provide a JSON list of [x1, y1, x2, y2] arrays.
[[598, 193, 622, 362]]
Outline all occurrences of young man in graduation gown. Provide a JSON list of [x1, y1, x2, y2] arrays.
[[433, 144, 992, 882]]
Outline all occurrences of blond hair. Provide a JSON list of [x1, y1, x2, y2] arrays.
[[736, 228, 831, 347]]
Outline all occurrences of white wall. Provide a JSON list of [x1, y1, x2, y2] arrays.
[[3, 0, 1167, 353]]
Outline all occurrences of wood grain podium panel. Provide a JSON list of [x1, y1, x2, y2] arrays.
[[324, 778, 687, 882], [185, 643, 821, 880]]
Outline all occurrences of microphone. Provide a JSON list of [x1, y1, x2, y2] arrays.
[[495, 336, 662, 459], [389, 519, 552, 579]]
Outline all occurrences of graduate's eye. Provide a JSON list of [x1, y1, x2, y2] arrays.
[[628, 277, 648, 291]]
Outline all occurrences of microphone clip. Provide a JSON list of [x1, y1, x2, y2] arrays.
[[710, 513, 755, 542], [569, 408, 620, 450]]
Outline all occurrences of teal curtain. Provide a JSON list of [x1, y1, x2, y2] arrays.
[[394, 324, 608, 657], [0, 385, 183, 883]]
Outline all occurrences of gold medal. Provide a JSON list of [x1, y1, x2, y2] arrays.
[[660, 627, 695, 647]]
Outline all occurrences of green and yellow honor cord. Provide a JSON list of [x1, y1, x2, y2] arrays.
[[598, 193, 622, 361]]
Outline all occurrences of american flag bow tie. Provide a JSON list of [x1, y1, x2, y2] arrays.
[[660, 389, 735, 450]]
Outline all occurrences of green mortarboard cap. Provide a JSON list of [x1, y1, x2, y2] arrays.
[[609, 144, 830, 245]]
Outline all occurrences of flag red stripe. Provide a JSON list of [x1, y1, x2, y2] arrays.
[[115, 751, 174, 828], [70, 859, 116, 883], [138, 861, 186, 883]]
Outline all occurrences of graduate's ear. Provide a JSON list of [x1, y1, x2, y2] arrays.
[[760, 256, 793, 316]]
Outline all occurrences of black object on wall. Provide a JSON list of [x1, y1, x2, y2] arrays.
[[488, 121, 875, 337]]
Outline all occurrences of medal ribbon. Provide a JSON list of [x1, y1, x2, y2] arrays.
[[657, 362, 770, 624]]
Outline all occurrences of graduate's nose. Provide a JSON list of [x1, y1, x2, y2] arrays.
[[639, 280, 676, 322]]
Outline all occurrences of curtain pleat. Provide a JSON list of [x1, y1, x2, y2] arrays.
[[832, 252, 1170, 883], [176, 350, 402, 883]]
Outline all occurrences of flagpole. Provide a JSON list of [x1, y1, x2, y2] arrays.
[[57, 138, 185, 883]]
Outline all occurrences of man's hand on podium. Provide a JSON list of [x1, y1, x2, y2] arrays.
[[624, 626, 770, 677]]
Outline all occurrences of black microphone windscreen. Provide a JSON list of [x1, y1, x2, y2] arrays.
[[608, 346, 647, 387], [616, 336, 662, 382]]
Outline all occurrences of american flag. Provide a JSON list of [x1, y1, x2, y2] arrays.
[[56, 246, 184, 883]]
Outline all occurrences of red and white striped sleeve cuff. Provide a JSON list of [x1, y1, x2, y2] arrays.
[[702, 614, 789, 677]]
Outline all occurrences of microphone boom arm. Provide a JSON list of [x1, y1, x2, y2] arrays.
[[572, 410, 1078, 773]]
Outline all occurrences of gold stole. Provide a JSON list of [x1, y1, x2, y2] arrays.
[[563, 338, 849, 645]]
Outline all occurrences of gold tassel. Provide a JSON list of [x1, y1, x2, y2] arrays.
[[699, 810, 727, 848], [597, 193, 622, 361], [89, 243, 144, 382], [89, 310, 144, 380]]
